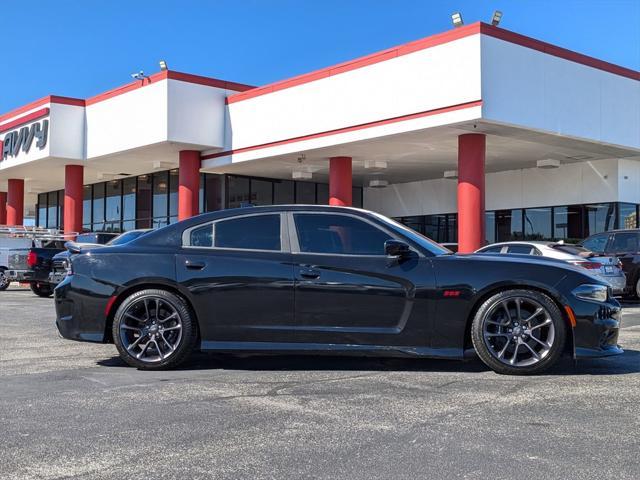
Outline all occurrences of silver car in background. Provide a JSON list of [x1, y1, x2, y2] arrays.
[[475, 241, 626, 295]]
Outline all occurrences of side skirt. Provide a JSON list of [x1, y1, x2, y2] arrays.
[[200, 341, 463, 359]]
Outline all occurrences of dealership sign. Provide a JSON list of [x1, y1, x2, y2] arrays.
[[1, 118, 49, 161]]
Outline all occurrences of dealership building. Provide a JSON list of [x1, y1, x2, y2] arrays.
[[0, 22, 638, 252]]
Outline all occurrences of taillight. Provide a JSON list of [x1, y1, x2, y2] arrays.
[[27, 251, 38, 268], [572, 261, 601, 270]]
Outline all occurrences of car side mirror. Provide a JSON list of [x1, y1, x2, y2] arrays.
[[385, 240, 411, 258]]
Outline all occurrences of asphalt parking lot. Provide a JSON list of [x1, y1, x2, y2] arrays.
[[1, 286, 639, 480]]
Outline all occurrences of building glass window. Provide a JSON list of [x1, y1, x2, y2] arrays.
[[57, 190, 64, 230], [485, 211, 496, 245], [352, 187, 363, 208], [524, 207, 552, 240], [496, 209, 523, 241], [122, 177, 137, 231], [46, 191, 58, 229], [316, 183, 329, 205], [37, 193, 47, 228], [168, 169, 179, 224], [204, 174, 223, 212], [153, 171, 169, 228], [296, 182, 316, 204], [400, 216, 425, 235], [92, 183, 106, 231], [584, 203, 616, 237], [424, 214, 449, 243], [82, 186, 92, 231], [553, 205, 582, 242], [250, 178, 273, 206], [273, 179, 294, 204], [618, 203, 637, 230], [105, 180, 122, 232], [136, 174, 152, 229], [227, 176, 250, 208]]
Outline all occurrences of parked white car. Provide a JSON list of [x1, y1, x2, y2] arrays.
[[475, 241, 626, 295]]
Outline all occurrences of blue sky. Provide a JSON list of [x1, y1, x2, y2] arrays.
[[1, 0, 639, 114]]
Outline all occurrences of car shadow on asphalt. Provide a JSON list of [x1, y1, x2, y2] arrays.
[[97, 348, 640, 376]]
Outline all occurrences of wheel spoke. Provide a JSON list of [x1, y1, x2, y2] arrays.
[[515, 298, 522, 322], [162, 324, 181, 332], [521, 341, 541, 360], [124, 312, 145, 323], [127, 334, 146, 352], [155, 298, 161, 322], [485, 332, 509, 338], [497, 338, 512, 359], [501, 301, 512, 324], [509, 341, 520, 364], [136, 341, 151, 359], [152, 339, 164, 360], [159, 312, 178, 324], [120, 325, 141, 332], [523, 307, 543, 324], [144, 299, 151, 321], [529, 318, 552, 331], [159, 332, 175, 352], [528, 334, 550, 349]]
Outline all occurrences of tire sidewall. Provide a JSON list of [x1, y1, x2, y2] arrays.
[[0, 268, 9, 291], [30, 282, 53, 297], [112, 289, 198, 370], [471, 289, 567, 375]]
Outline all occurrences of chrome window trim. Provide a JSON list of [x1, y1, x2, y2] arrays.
[[181, 212, 288, 253]]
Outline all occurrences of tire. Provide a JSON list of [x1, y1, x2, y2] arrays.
[[471, 289, 566, 375], [30, 282, 53, 298], [112, 289, 198, 370], [0, 268, 9, 291]]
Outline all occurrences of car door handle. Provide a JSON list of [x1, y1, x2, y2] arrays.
[[300, 268, 321, 279], [185, 260, 206, 270]]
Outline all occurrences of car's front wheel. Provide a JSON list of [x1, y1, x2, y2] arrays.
[[112, 289, 198, 370], [0, 268, 10, 291], [30, 282, 53, 297], [471, 289, 566, 375]]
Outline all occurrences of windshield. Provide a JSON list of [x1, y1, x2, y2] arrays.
[[369, 212, 452, 256], [108, 231, 147, 246]]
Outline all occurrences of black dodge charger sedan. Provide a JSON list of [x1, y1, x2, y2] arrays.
[[55, 205, 622, 375]]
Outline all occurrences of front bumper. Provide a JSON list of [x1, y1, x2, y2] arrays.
[[573, 298, 623, 359]]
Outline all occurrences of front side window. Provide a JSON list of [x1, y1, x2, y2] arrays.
[[582, 233, 609, 253], [294, 214, 392, 255]]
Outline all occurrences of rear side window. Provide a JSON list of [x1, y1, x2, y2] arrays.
[[190, 224, 213, 247], [480, 246, 503, 254], [506, 245, 534, 255], [215, 215, 281, 251], [294, 213, 391, 255], [608, 232, 639, 254], [582, 234, 609, 253]]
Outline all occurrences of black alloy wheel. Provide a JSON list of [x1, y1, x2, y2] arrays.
[[471, 289, 566, 375], [0, 268, 9, 291], [112, 289, 198, 370]]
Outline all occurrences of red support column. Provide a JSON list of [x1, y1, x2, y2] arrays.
[[0, 192, 6, 225], [178, 150, 201, 221], [64, 165, 84, 234], [329, 156, 352, 206], [7, 179, 24, 226], [457, 134, 486, 253]]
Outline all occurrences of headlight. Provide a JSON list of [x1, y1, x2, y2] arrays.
[[572, 284, 608, 303]]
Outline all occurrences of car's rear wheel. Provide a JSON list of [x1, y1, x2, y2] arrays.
[[471, 289, 566, 375], [0, 268, 9, 291], [112, 289, 198, 370], [30, 282, 53, 297]]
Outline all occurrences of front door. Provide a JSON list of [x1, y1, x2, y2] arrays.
[[176, 212, 296, 347], [290, 212, 434, 347]]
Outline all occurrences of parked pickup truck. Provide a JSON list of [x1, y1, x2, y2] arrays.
[[6, 240, 67, 297], [8, 232, 120, 297]]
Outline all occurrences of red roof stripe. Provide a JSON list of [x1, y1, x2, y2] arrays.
[[0, 108, 50, 133]]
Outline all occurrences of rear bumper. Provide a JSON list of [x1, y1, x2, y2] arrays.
[[54, 275, 111, 343], [6, 269, 31, 282], [599, 274, 627, 295]]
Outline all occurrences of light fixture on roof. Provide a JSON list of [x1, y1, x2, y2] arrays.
[[292, 171, 313, 180], [537, 159, 561, 169], [159, 60, 168, 71], [364, 160, 388, 170], [444, 170, 458, 179], [451, 12, 464, 28], [369, 179, 389, 188], [491, 10, 503, 26], [131, 71, 149, 81]]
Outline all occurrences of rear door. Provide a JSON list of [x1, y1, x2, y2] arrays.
[[176, 212, 296, 346], [290, 211, 435, 347]]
